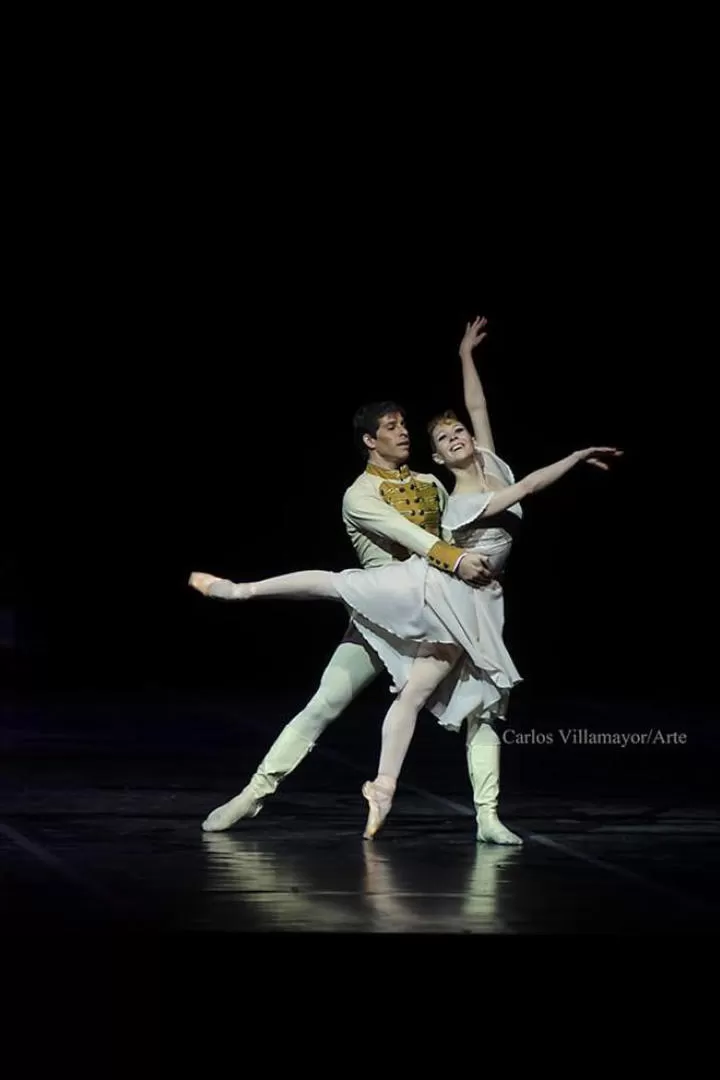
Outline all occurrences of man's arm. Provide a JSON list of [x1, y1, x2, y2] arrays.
[[342, 484, 491, 583]]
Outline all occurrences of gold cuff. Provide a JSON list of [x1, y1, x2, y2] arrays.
[[427, 540, 465, 574]]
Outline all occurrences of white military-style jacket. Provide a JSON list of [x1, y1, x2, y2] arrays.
[[341, 462, 466, 574]]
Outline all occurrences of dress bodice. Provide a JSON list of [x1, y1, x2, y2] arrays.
[[444, 492, 520, 550], [441, 444, 523, 574]]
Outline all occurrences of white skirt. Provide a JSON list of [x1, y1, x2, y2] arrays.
[[332, 553, 521, 732]]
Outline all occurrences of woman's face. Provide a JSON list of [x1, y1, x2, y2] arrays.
[[431, 419, 475, 467]]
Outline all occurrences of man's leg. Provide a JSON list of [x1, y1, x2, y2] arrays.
[[465, 715, 523, 845], [202, 628, 383, 832]]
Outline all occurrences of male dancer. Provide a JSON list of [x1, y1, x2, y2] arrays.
[[200, 400, 522, 844]]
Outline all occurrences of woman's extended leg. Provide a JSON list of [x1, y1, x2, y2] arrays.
[[189, 570, 341, 602]]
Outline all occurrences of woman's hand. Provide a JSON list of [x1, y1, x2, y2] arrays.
[[575, 447, 624, 470], [459, 315, 488, 357]]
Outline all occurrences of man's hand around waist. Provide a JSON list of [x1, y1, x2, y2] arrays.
[[455, 552, 493, 586]]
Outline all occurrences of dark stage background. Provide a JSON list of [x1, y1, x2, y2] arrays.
[[5, 114, 713, 752], [13, 228, 712, 717]]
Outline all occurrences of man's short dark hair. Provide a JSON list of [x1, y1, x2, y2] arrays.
[[352, 401, 406, 457]]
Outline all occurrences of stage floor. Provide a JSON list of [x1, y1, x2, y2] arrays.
[[1, 692, 718, 934]]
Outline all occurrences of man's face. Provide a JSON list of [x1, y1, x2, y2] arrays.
[[366, 412, 410, 464]]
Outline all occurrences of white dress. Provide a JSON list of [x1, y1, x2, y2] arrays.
[[332, 447, 523, 732]]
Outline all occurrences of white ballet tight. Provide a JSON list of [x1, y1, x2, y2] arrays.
[[205, 569, 461, 787], [376, 645, 460, 780], [209, 569, 340, 602], [362, 644, 461, 837]]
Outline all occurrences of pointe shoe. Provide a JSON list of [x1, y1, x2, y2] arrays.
[[362, 779, 395, 840], [189, 572, 225, 596], [189, 573, 253, 600]]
